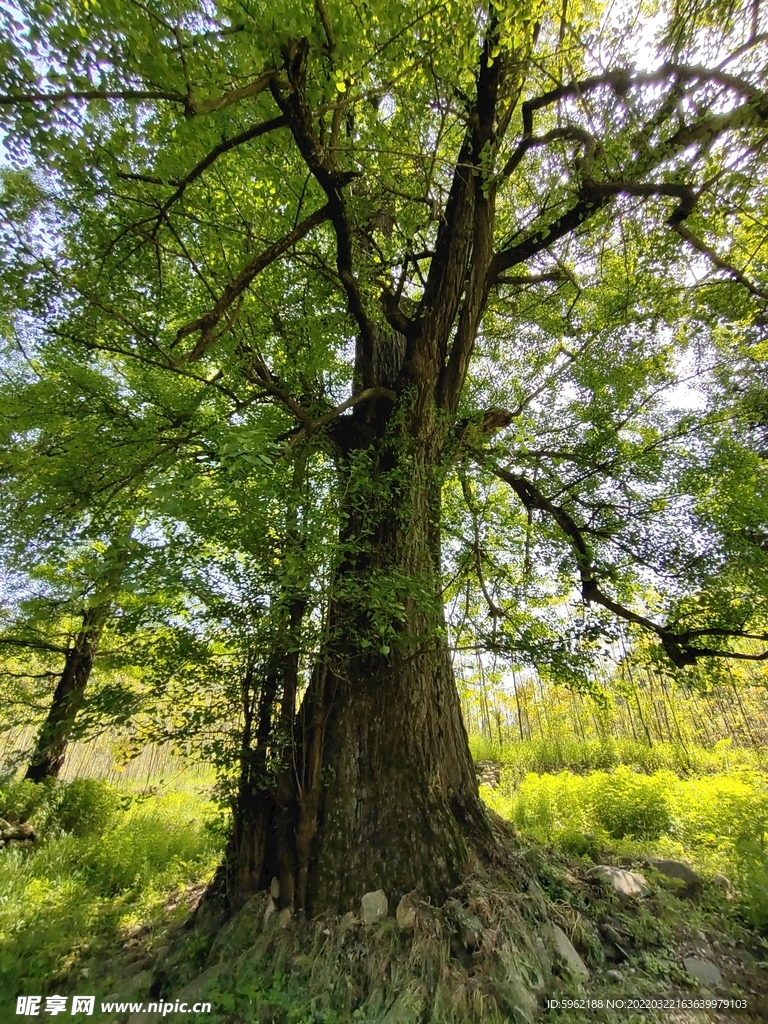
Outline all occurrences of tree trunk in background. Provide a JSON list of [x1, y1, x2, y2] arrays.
[[25, 606, 107, 783]]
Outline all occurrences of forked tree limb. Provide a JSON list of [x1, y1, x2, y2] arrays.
[[489, 463, 768, 666], [145, 115, 288, 225], [173, 202, 331, 362]]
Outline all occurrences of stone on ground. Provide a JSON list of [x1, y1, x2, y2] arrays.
[[588, 865, 649, 897], [380, 983, 427, 1023], [361, 889, 388, 925], [534, 936, 552, 978], [544, 923, 589, 980], [396, 893, 418, 930], [683, 956, 722, 987], [475, 760, 502, 788], [645, 858, 702, 894]]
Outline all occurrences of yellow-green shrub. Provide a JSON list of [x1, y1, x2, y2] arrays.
[[483, 766, 768, 928]]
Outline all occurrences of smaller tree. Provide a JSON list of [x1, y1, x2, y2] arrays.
[[21, 530, 134, 781]]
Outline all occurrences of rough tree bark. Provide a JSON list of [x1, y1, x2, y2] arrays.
[[226, 389, 496, 916], [298, 432, 492, 915]]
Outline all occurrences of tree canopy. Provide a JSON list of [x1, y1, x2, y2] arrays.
[[1, 0, 767, 913]]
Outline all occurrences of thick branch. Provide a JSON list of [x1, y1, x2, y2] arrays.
[[307, 386, 396, 431], [190, 70, 276, 116], [0, 88, 185, 106], [278, 386, 397, 446], [0, 637, 68, 655], [520, 64, 767, 138], [174, 203, 331, 362], [437, 27, 508, 410], [269, 40, 379, 372], [673, 222, 768, 299], [417, 133, 473, 376], [490, 192, 611, 281], [455, 407, 518, 446], [579, 180, 696, 225], [0, 68, 277, 117], [0, 65, 282, 124], [501, 125, 596, 181], [314, 0, 337, 53], [491, 180, 697, 283]]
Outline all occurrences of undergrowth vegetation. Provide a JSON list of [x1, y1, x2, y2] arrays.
[[0, 776, 222, 1018], [482, 765, 768, 929], [469, 734, 764, 781], [465, 671, 768, 935], [2, 736, 768, 1022]]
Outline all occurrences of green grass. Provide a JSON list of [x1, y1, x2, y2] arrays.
[[0, 776, 223, 1017], [469, 734, 765, 781], [482, 763, 768, 928], [2, 739, 768, 1022]]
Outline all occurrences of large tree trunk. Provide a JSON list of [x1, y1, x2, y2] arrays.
[[299, 603, 487, 916], [225, 393, 494, 916], [219, 28, 505, 917], [25, 606, 106, 783]]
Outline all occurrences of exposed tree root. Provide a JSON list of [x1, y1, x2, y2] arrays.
[[149, 829, 566, 1023]]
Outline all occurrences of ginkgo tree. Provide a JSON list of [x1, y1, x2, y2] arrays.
[[1, 0, 767, 918]]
